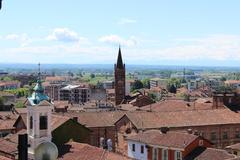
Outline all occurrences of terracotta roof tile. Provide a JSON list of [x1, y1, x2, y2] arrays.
[[124, 109, 240, 129], [0, 112, 18, 131], [226, 143, 240, 151], [127, 130, 198, 149], [61, 111, 125, 128], [45, 76, 67, 82], [0, 138, 18, 155], [58, 142, 131, 160], [225, 80, 240, 84], [0, 155, 12, 160], [54, 101, 71, 109], [187, 147, 236, 160], [140, 99, 213, 112]]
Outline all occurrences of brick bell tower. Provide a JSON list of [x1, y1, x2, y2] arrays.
[[114, 46, 126, 105]]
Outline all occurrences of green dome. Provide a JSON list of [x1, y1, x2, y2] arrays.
[[34, 142, 58, 160], [33, 80, 44, 92], [28, 80, 50, 105]]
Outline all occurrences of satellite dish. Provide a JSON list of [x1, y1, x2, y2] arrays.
[[34, 142, 58, 160]]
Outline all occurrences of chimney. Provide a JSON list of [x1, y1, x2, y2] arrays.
[[73, 117, 78, 122], [193, 130, 199, 136], [187, 128, 193, 134], [18, 134, 28, 160], [160, 127, 169, 134]]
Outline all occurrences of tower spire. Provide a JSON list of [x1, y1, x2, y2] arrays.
[[117, 46, 124, 69], [38, 62, 41, 81]]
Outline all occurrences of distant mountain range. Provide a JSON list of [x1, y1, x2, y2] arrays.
[[0, 63, 240, 72]]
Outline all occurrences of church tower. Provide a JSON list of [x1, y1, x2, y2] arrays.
[[25, 63, 53, 155], [114, 47, 126, 105]]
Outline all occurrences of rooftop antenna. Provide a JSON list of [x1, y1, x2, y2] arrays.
[[38, 62, 41, 81]]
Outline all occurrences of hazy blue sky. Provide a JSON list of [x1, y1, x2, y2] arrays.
[[1, 0, 240, 66]]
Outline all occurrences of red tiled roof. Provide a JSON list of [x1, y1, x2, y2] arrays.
[[14, 108, 27, 114], [0, 81, 19, 87], [58, 142, 131, 160], [225, 80, 240, 84], [0, 112, 18, 131], [61, 111, 125, 128], [0, 138, 18, 155], [226, 143, 240, 151], [0, 120, 15, 131], [140, 99, 213, 112], [0, 155, 12, 160], [54, 101, 71, 109], [193, 148, 235, 160], [4, 129, 27, 144], [45, 76, 67, 82], [126, 130, 198, 149], [123, 109, 240, 129]]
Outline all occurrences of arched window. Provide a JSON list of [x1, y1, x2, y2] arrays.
[[30, 116, 33, 129], [40, 116, 48, 130]]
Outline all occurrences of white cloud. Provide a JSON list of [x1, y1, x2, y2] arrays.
[[2, 33, 240, 65], [46, 28, 88, 43], [118, 18, 137, 25], [5, 34, 19, 40], [5, 33, 32, 47], [99, 35, 137, 47]]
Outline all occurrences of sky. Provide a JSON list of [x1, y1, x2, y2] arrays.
[[1, 0, 240, 66]]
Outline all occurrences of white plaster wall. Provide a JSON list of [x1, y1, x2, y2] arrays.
[[128, 140, 147, 160]]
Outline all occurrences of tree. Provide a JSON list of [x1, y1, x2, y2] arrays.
[[2, 76, 13, 81], [148, 92, 157, 102], [5, 88, 30, 98], [220, 76, 227, 82], [0, 96, 5, 106], [131, 80, 144, 92], [90, 73, 95, 79], [167, 78, 181, 88], [168, 84, 177, 93], [142, 78, 150, 89], [15, 101, 25, 108]]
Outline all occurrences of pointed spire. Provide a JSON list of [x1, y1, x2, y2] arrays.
[[116, 46, 124, 69], [34, 63, 44, 93]]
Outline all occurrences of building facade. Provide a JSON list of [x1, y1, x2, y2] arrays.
[[126, 130, 212, 160], [60, 84, 90, 104]]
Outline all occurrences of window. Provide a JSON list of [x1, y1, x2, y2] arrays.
[[211, 132, 217, 141], [175, 151, 182, 160], [141, 145, 144, 154], [132, 144, 135, 152], [30, 116, 33, 129], [229, 98, 232, 104], [235, 131, 240, 138], [152, 148, 158, 160], [162, 149, 168, 160], [199, 140, 203, 146], [200, 132, 205, 137], [223, 131, 228, 140], [40, 116, 48, 130]]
